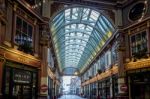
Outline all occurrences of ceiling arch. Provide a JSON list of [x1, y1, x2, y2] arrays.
[[50, 6, 115, 73], [62, 67, 80, 75]]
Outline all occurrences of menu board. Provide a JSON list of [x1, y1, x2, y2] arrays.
[[13, 69, 31, 83]]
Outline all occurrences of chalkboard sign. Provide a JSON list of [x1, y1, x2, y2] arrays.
[[13, 69, 31, 83]]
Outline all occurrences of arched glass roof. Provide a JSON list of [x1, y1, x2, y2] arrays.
[[51, 7, 115, 72]]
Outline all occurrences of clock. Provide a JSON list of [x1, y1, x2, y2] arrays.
[[129, 2, 147, 21]]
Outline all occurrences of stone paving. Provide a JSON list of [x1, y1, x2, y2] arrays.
[[58, 95, 86, 99]]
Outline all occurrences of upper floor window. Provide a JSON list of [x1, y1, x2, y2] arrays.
[[105, 51, 111, 68], [15, 17, 33, 52], [15, 16, 33, 46], [47, 48, 54, 68], [111, 44, 117, 64], [99, 55, 105, 71], [130, 31, 148, 59]]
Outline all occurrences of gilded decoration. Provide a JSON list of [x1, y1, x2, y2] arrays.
[[82, 66, 118, 86], [126, 58, 150, 70]]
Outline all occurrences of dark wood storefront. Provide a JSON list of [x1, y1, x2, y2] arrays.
[[97, 75, 118, 99], [0, 47, 41, 99], [128, 68, 150, 99], [2, 61, 38, 99]]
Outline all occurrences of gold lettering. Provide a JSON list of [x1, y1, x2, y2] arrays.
[[17, 57, 29, 63]]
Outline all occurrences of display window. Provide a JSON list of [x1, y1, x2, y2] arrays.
[[2, 64, 38, 99], [130, 31, 148, 59]]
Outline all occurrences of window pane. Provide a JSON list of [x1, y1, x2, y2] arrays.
[[28, 25, 32, 37], [16, 17, 22, 31], [23, 21, 27, 33]]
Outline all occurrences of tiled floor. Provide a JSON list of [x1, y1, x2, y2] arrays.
[[58, 95, 86, 99]]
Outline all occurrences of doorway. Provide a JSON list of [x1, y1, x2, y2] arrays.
[[2, 65, 38, 99], [12, 84, 32, 99], [131, 84, 150, 99]]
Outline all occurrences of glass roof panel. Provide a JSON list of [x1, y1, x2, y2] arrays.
[[51, 7, 115, 72]]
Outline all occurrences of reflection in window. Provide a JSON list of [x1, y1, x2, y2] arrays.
[[15, 17, 33, 46], [131, 31, 148, 59], [111, 45, 117, 64], [15, 17, 33, 45]]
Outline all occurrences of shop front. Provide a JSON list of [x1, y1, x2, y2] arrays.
[[0, 47, 41, 99], [97, 78, 111, 99], [97, 75, 118, 99], [128, 68, 150, 99], [2, 61, 38, 99], [91, 83, 97, 99]]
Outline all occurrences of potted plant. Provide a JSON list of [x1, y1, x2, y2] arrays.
[[97, 69, 102, 74], [89, 76, 92, 79], [18, 42, 33, 54]]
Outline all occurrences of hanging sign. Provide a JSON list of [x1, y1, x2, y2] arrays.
[[40, 84, 48, 92], [120, 84, 128, 92]]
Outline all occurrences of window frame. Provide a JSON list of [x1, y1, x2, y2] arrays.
[[14, 15, 34, 47], [130, 29, 149, 58]]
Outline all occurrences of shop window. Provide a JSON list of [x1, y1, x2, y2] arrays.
[[4, 68, 11, 95], [15, 16, 33, 53], [130, 31, 148, 59]]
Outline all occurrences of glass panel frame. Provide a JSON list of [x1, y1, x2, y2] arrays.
[[51, 7, 115, 72]]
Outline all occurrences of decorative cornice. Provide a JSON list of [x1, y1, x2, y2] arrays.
[[81, 65, 118, 86], [0, 46, 40, 61], [126, 58, 150, 70], [80, 29, 118, 75], [47, 67, 60, 85], [15, 0, 47, 23], [0, 46, 41, 67]]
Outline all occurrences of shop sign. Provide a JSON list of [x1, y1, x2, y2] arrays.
[[0, 48, 40, 67], [120, 84, 128, 92], [40, 84, 48, 92], [13, 70, 31, 83]]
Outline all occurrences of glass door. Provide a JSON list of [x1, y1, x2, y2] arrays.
[[12, 84, 32, 99]]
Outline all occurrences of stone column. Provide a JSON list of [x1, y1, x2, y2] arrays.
[[42, 0, 53, 19], [116, 32, 128, 98], [39, 45, 48, 99]]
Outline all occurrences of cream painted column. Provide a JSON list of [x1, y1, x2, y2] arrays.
[[40, 46, 48, 96], [116, 33, 128, 96], [42, 0, 53, 18], [114, 7, 128, 96], [116, 32, 129, 96], [114, 8, 123, 27], [41, 0, 53, 97]]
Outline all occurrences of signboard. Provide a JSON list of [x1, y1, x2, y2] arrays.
[[120, 84, 128, 92], [0, 48, 41, 67], [40, 84, 48, 92], [13, 69, 31, 83]]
